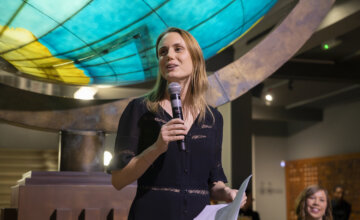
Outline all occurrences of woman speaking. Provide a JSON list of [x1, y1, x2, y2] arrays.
[[110, 27, 246, 220]]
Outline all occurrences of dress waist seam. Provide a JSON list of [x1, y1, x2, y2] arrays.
[[137, 185, 209, 195]]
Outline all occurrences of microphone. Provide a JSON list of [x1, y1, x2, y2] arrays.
[[168, 82, 186, 151]]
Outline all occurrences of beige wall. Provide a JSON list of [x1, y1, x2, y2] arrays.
[[218, 102, 232, 188], [287, 101, 360, 160], [0, 123, 58, 149], [253, 136, 287, 220]]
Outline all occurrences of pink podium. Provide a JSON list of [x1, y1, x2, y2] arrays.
[[9, 171, 136, 220]]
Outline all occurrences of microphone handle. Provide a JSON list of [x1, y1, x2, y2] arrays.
[[172, 105, 183, 120], [171, 105, 186, 151], [178, 139, 186, 151], [170, 94, 186, 151]]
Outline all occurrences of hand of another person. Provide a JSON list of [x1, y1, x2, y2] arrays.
[[155, 118, 187, 153], [240, 192, 247, 208]]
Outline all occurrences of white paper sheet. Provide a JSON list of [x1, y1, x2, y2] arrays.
[[194, 175, 252, 220]]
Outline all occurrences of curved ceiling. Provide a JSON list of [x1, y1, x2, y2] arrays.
[[0, 0, 277, 86]]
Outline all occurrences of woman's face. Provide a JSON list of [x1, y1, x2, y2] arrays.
[[306, 190, 327, 220], [157, 32, 193, 82]]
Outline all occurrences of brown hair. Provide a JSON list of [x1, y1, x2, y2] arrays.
[[295, 185, 333, 220], [145, 27, 212, 123]]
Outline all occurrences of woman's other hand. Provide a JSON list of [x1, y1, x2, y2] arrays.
[[224, 187, 247, 207]]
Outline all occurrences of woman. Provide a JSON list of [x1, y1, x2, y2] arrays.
[[110, 27, 246, 220], [295, 185, 333, 220]]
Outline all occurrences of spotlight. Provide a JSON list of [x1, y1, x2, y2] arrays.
[[265, 94, 273, 102], [280, 160, 286, 167], [104, 151, 113, 166], [264, 89, 274, 106]]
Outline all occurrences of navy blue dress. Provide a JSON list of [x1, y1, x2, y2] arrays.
[[110, 97, 227, 220]]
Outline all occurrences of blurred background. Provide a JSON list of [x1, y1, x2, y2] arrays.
[[0, 0, 359, 219]]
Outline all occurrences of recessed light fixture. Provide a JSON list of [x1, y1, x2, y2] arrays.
[[264, 89, 274, 106], [265, 94, 273, 102]]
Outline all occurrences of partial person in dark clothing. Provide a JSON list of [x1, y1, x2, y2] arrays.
[[331, 186, 351, 220], [239, 189, 260, 220], [109, 27, 246, 220]]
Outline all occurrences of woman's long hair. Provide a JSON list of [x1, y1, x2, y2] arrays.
[[145, 27, 212, 123], [295, 185, 333, 220]]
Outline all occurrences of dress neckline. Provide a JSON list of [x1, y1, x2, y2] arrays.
[[158, 105, 200, 134]]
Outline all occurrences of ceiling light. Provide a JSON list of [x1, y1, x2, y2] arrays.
[[280, 160, 286, 167], [73, 87, 97, 100], [96, 85, 113, 89], [265, 94, 273, 102], [104, 151, 113, 166], [264, 89, 274, 106]]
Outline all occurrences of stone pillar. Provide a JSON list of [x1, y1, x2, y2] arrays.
[[59, 130, 105, 172]]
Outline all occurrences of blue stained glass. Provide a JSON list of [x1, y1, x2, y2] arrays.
[[0, 0, 277, 85], [26, 0, 90, 24], [0, 0, 23, 26]]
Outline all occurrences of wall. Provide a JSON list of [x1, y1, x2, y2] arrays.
[[0, 122, 118, 151], [253, 135, 287, 220], [287, 101, 360, 160], [0, 123, 58, 149], [218, 102, 232, 187]]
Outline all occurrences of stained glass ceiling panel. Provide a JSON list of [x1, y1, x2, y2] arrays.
[[0, 0, 277, 86]]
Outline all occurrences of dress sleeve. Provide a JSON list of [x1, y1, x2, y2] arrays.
[[108, 99, 142, 172], [208, 110, 228, 184]]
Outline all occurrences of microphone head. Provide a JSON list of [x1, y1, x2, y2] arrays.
[[168, 82, 181, 95]]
